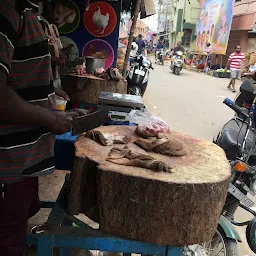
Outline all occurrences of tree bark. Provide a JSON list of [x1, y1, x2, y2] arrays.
[[122, 0, 142, 76], [62, 74, 127, 105], [69, 126, 231, 246]]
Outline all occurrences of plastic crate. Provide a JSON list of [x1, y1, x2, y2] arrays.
[[54, 132, 79, 171]]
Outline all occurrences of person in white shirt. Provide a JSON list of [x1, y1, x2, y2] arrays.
[[130, 37, 138, 62]]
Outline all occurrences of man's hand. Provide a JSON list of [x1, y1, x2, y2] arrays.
[[54, 88, 70, 101], [224, 67, 228, 72], [49, 111, 78, 135], [68, 108, 90, 116]]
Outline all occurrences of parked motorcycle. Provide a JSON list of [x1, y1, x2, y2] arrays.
[[211, 96, 256, 255], [235, 78, 256, 114], [155, 48, 164, 65], [170, 51, 184, 75], [185, 93, 256, 255], [127, 55, 153, 97]]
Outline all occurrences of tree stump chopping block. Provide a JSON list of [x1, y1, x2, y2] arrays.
[[68, 126, 231, 246], [63, 74, 127, 105]]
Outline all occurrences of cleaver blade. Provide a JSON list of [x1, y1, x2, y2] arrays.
[[72, 107, 109, 135]]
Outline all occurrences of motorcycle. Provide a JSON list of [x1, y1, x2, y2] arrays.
[[170, 51, 184, 75], [210, 94, 256, 255], [235, 78, 256, 114], [127, 55, 153, 97], [155, 48, 164, 65], [185, 93, 256, 256]]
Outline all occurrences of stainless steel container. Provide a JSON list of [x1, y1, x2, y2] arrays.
[[85, 57, 106, 74]]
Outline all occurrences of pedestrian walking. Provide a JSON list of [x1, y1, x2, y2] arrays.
[[225, 45, 245, 93], [136, 34, 146, 55]]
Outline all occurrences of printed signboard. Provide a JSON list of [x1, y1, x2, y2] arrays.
[[195, 0, 233, 54], [58, 0, 121, 70]]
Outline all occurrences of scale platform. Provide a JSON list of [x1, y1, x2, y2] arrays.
[[98, 92, 145, 109]]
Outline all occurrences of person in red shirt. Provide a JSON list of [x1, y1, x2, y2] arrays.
[[225, 45, 245, 93]]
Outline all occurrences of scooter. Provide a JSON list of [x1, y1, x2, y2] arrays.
[[170, 51, 184, 75], [155, 48, 164, 65], [211, 88, 256, 255], [127, 55, 153, 97]]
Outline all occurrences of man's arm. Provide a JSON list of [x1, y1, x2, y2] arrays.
[[225, 55, 232, 71], [49, 46, 66, 67], [225, 60, 231, 70], [59, 49, 69, 62], [0, 69, 55, 126], [0, 3, 74, 134]]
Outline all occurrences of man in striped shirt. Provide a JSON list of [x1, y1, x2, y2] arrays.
[[0, 1, 83, 254], [225, 45, 245, 93]]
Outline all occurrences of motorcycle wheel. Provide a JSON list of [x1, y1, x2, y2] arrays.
[[128, 86, 142, 96], [183, 228, 239, 256], [175, 67, 181, 75]]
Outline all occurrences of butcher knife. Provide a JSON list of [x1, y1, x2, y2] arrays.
[[72, 107, 109, 135]]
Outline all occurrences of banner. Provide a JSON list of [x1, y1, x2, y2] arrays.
[[200, 0, 205, 6], [195, 0, 233, 54], [58, 0, 121, 72]]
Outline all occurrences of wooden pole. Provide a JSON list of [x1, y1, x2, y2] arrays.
[[122, 0, 142, 76]]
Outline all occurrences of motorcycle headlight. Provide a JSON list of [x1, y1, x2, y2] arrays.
[[142, 59, 151, 68], [250, 177, 256, 192]]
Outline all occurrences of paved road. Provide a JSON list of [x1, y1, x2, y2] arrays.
[[144, 64, 254, 255]]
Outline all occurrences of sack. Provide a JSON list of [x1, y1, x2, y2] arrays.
[[249, 53, 256, 66]]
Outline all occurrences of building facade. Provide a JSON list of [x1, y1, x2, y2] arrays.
[[134, 19, 149, 39], [169, 0, 200, 51], [225, 0, 256, 61]]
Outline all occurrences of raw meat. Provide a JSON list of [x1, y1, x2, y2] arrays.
[[107, 146, 173, 173], [86, 130, 132, 146], [134, 133, 187, 156], [136, 120, 170, 138]]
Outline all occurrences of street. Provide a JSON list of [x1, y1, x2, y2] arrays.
[[144, 63, 253, 255], [144, 65, 235, 141]]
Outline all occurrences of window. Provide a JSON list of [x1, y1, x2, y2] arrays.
[[182, 29, 192, 47]]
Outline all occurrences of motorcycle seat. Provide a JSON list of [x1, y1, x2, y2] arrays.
[[216, 118, 256, 160]]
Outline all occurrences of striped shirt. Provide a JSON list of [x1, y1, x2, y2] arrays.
[[228, 52, 245, 71], [0, 0, 56, 183]]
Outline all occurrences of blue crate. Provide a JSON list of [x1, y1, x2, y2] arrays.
[[54, 132, 79, 171]]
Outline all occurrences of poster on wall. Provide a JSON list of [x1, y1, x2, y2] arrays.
[[56, 0, 121, 73], [200, 0, 205, 6], [195, 0, 233, 54]]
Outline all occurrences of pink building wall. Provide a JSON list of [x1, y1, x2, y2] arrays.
[[230, 0, 256, 53], [232, 0, 256, 30]]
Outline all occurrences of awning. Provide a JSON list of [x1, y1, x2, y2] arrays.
[[231, 14, 254, 30], [122, 0, 156, 19], [140, 0, 156, 19]]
